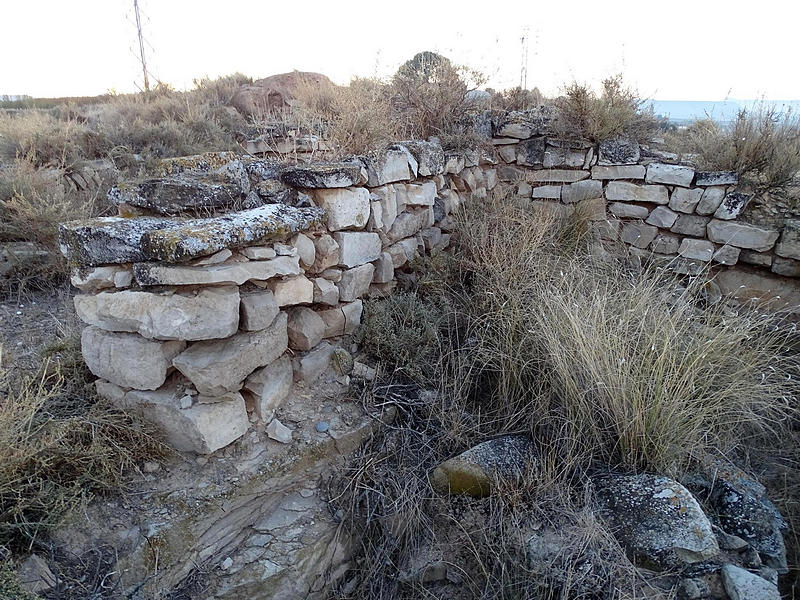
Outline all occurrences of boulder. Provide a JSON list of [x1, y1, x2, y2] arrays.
[[312, 187, 370, 231], [100, 380, 249, 454], [82, 327, 185, 390], [721, 564, 780, 600], [287, 307, 325, 350], [707, 221, 779, 251], [243, 356, 293, 422], [172, 312, 288, 395], [279, 163, 363, 188], [75, 286, 239, 341], [591, 165, 646, 180], [431, 435, 534, 497], [594, 473, 718, 570], [333, 231, 381, 267], [231, 71, 333, 117], [134, 255, 301, 287], [598, 138, 640, 165], [645, 163, 695, 187], [240, 290, 280, 331]]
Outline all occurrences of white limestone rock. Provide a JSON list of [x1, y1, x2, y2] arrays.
[[338, 264, 375, 301], [591, 165, 646, 180], [240, 246, 276, 260], [405, 181, 437, 207], [172, 312, 288, 395], [721, 564, 780, 600], [287, 307, 325, 351], [333, 231, 381, 267], [134, 255, 300, 287], [75, 286, 239, 341], [82, 327, 185, 390], [371, 252, 394, 284], [309, 234, 340, 273], [244, 356, 293, 422], [70, 265, 132, 292], [646, 206, 679, 228], [267, 418, 293, 443], [695, 187, 726, 216], [707, 220, 779, 252], [311, 187, 370, 231], [291, 233, 315, 267], [679, 239, 714, 261], [645, 163, 695, 187], [312, 277, 340, 305], [240, 290, 280, 331], [268, 276, 314, 306]]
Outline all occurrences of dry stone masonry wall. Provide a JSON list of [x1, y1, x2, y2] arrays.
[[60, 143, 473, 454]]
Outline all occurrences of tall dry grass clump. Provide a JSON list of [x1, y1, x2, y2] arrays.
[[670, 104, 800, 203], [555, 74, 661, 143]]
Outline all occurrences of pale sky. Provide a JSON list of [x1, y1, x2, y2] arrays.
[[2, 0, 799, 100]]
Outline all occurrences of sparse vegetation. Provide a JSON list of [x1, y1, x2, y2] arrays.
[[668, 103, 800, 204], [555, 74, 662, 143]]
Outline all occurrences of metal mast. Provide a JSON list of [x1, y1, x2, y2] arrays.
[[133, 0, 150, 92]]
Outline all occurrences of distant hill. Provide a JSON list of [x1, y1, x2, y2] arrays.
[[647, 99, 800, 125]]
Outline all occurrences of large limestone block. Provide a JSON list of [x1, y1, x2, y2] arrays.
[[707, 220, 779, 251], [645, 206, 678, 228], [668, 187, 703, 213], [528, 169, 589, 183], [312, 277, 339, 305], [604, 181, 668, 204], [333, 231, 381, 267], [679, 238, 714, 261], [309, 233, 340, 273], [268, 276, 314, 306], [387, 209, 429, 242], [101, 381, 249, 454], [75, 286, 239, 341], [82, 327, 185, 390], [59, 216, 171, 266], [311, 187, 370, 231], [431, 435, 534, 497], [400, 140, 445, 176], [240, 290, 280, 331], [70, 265, 132, 292], [695, 187, 726, 215], [598, 138, 640, 165], [133, 255, 301, 287], [287, 307, 325, 350], [243, 356, 294, 422], [670, 214, 709, 237], [318, 301, 363, 337], [404, 181, 437, 207], [645, 163, 695, 187], [621, 221, 658, 249], [108, 177, 244, 216], [776, 220, 800, 260], [364, 147, 413, 186], [591, 165, 646, 180], [172, 312, 288, 395], [594, 474, 718, 570], [561, 179, 602, 203], [279, 162, 362, 188], [337, 264, 375, 301], [140, 204, 323, 263]]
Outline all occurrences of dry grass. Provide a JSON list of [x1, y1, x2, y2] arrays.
[[555, 74, 662, 143], [668, 104, 800, 204], [0, 329, 167, 550], [331, 185, 799, 597]]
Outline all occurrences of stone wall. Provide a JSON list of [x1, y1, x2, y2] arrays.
[[59, 143, 476, 454]]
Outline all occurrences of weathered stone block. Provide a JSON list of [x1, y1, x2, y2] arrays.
[[387, 237, 420, 268], [287, 307, 325, 351], [651, 233, 679, 255], [240, 246, 276, 260], [605, 181, 668, 204], [333, 231, 381, 267], [70, 265, 132, 292], [609, 202, 649, 219], [670, 214, 709, 237], [134, 255, 301, 287], [621, 221, 658, 248], [405, 181, 437, 207], [707, 220, 779, 251], [695, 171, 738, 186], [400, 140, 445, 176], [312, 277, 339, 305], [645, 206, 678, 228], [268, 276, 314, 306], [591, 165, 646, 180], [497, 145, 517, 163], [243, 356, 293, 422], [679, 239, 714, 261], [295, 342, 334, 383], [312, 187, 370, 231], [372, 252, 394, 283], [669, 187, 703, 213], [172, 312, 288, 395], [772, 257, 800, 277], [713, 192, 751, 220], [516, 138, 546, 166], [531, 184, 561, 199], [291, 232, 315, 268], [576, 197, 606, 220], [740, 250, 773, 267], [240, 290, 280, 331], [108, 177, 244, 216], [561, 179, 602, 203], [443, 153, 466, 174], [364, 148, 413, 186], [338, 264, 375, 301], [775, 220, 800, 260], [107, 381, 249, 454], [59, 217, 169, 266], [82, 327, 185, 390], [598, 138, 640, 165], [279, 162, 362, 188], [645, 163, 695, 187], [713, 245, 740, 266], [387, 209, 428, 242], [371, 185, 398, 232], [543, 146, 585, 168], [75, 286, 239, 341], [308, 233, 340, 273], [695, 187, 725, 216], [528, 169, 589, 183]]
